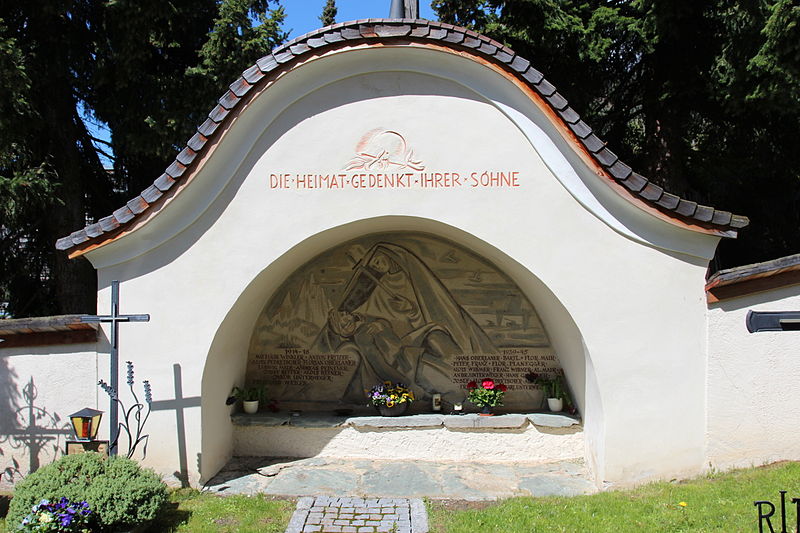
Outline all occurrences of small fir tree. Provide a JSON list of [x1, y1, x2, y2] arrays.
[[320, 0, 337, 27]]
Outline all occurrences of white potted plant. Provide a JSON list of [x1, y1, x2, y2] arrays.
[[525, 369, 570, 412], [232, 385, 266, 414]]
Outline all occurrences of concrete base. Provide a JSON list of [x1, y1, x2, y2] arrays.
[[232, 412, 583, 464]]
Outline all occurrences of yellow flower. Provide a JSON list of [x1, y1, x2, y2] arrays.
[[678, 502, 687, 507], [386, 400, 395, 407]]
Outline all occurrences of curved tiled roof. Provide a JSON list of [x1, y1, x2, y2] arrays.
[[56, 19, 749, 254]]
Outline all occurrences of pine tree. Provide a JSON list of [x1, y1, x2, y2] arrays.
[[0, 0, 288, 317], [320, 0, 337, 27]]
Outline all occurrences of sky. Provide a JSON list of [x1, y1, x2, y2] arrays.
[[283, 1, 437, 39]]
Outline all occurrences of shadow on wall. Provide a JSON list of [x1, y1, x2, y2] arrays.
[[0, 366, 72, 486], [149, 364, 201, 488]]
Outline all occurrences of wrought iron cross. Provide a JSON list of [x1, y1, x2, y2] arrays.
[[81, 280, 149, 454]]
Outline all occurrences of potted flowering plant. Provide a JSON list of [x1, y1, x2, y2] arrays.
[[466, 378, 507, 415], [19, 498, 92, 532], [367, 381, 415, 416], [231, 385, 267, 414], [524, 369, 569, 412]]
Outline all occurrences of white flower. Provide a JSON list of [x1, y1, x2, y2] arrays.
[[39, 512, 53, 523]]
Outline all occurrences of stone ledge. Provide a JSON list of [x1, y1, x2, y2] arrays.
[[232, 412, 580, 430]]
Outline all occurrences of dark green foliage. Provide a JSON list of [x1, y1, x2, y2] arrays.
[[0, 1, 287, 317], [320, 0, 338, 27], [7, 452, 168, 531], [433, 0, 800, 270]]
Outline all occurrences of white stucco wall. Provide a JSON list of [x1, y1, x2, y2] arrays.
[[0, 343, 99, 490], [80, 45, 721, 487], [706, 284, 800, 470]]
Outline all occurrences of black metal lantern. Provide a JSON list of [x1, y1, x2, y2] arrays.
[[69, 408, 103, 441]]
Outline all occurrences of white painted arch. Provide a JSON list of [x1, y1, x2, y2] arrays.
[[200, 216, 596, 482]]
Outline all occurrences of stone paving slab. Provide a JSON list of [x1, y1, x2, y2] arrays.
[[285, 496, 426, 533], [205, 456, 596, 501]]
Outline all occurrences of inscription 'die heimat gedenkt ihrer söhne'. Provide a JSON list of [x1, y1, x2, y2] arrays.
[[248, 130, 558, 411], [268, 129, 521, 191]]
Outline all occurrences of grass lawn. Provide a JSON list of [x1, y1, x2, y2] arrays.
[[428, 462, 800, 532], [1, 462, 798, 532], [0, 489, 295, 533]]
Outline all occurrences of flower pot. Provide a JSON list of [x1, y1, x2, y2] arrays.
[[377, 403, 409, 417], [547, 398, 563, 412], [242, 400, 259, 414], [479, 405, 493, 416]]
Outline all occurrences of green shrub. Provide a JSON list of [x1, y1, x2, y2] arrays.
[[8, 452, 168, 532]]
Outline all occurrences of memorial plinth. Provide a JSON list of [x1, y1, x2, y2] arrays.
[[231, 412, 583, 463]]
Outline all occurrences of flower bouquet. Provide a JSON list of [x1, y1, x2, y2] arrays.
[[466, 378, 507, 414], [19, 498, 92, 532], [368, 381, 415, 416]]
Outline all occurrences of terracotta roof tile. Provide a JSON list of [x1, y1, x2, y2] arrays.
[[165, 161, 187, 179], [607, 160, 632, 181], [126, 196, 149, 215], [694, 205, 715, 222], [307, 36, 329, 48], [341, 27, 362, 40], [656, 192, 680, 210], [443, 30, 466, 44], [98, 215, 119, 232], [558, 107, 580, 124], [176, 147, 196, 166], [546, 92, 569, 111], [113, 206, 135, 224], [85, 223, 104, 238], [675, 199, 698, 217], [534, 78, 557, 97], [494, 49, 514, 64], [289, 42, 311, 55], [410, 25, 431, 38], [711, 210, 732, 226], [462, 36, 482, 49], [477, 41, 498, 55], [256, 55, 278, 72], [242, 64, 265, 84], [620, 172, 647, 193], [140, 185, 163, 204], [509, 56, 530, 73], [229, 78, 252, 98], [375, 23, 411, 37], [594, 148, 619, 167], [581, 134, 605, 153], [208, 104, 230, 123], [218, 90, 239, 110], [187, 132, 208, 152], [56, 19, 747, 254], [569, 120, 592, 139], [154, 173, 177, 192], [197, 118, 219, 137], [70, 230, 89, 245], [640, 183, 664, 202], [273, 50, 295, 63]]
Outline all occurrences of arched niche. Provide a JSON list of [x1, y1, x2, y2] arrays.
[[200, 216, 597, 481], [246, 231, 561, 412]]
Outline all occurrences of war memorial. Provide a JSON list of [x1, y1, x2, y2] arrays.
[[2, 3, 799, 498]]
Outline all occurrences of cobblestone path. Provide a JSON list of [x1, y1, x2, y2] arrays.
[[285, 496, 428, 533]]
